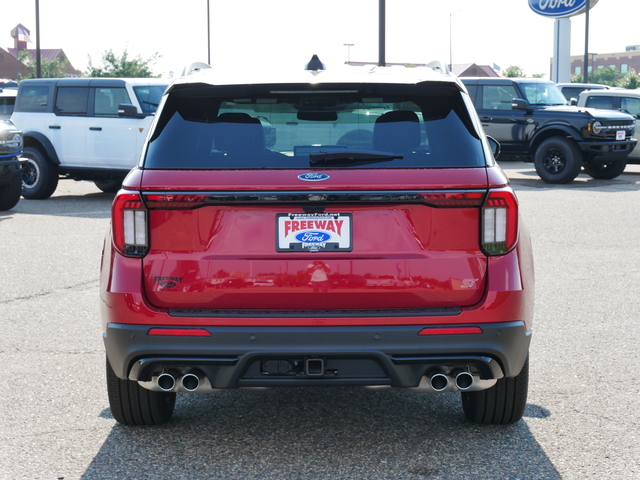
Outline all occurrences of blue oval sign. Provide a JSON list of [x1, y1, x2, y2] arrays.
[[295, 231, 331, 243], [298, 172, 330, 182], [528, 0, 595, 18]]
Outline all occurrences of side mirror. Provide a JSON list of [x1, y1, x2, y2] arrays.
[[511, 98, 529, 111], [569, 98, 578, 106], [118, 104, 144, 118], [487, 136, 501, 159]]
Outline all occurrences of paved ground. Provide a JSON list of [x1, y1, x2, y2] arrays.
[[0, 162, 639, 479]]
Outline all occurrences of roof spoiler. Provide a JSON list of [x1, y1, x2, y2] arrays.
[[180, 62, 212, 77], [427, 60, 450, 75]]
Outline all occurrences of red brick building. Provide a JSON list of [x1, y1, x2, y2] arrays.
[[0, 24, 80, 80], [570, 46, 640, 79]]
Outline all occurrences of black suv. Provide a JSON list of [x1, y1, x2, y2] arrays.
[[0, 118, 24, 210], [462, 78, 636, 183]]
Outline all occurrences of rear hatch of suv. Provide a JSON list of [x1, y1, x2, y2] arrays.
[[118, 79, 508, 318]]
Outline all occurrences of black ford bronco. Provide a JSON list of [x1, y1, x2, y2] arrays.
[[461, 78, 637, 183], [0, 118, 24, 210]]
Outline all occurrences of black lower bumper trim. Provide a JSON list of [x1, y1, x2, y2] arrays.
[[104, 321, 531, 388]]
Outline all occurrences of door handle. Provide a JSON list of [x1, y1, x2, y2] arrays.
[[480, 116, 493, 122], [48, 125, 61, 129], [89, 127, 102, 131]]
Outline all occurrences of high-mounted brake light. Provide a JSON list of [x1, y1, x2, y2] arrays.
[[112, 192, 148, 257], [481, 188, 518, 256]]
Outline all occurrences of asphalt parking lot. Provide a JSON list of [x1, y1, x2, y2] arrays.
[[1, 162, 639, 479]]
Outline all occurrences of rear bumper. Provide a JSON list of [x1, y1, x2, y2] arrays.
[[104, 321, 531, 388]]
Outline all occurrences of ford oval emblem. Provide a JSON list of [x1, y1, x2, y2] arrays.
[[298, 172, 330, 182], [528, 0, 596, 18], [295, 231, 331, 243]]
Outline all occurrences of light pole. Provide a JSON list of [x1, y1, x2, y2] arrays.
[[207, 0, 211, 65], [343, 44, 354, 64], [35, 0, 41, 78], [583, 0, 590, 83]]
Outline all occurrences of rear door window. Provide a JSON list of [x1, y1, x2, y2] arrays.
[[55, 87, 89, 116]]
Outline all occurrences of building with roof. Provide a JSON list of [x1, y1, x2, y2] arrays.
[[570, 46, 640, 79], [0, 24, 80, 80], [344, 61, 500, 77]]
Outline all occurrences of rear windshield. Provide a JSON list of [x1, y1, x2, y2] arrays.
[[144, 83, 486, 169]]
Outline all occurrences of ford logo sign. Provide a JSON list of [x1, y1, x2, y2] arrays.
[[298, 172, 330, 182], [528, 0, 597, 18], [295, 231, 331, 243]]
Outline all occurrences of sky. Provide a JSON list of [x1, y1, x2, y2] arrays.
[[2, 0, 640, 79]]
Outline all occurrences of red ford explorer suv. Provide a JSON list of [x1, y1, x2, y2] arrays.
[[100, 59, 534, 425]]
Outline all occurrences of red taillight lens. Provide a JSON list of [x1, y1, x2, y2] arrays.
[[112, 192, 148, 257], [420, 191, 485, 207], [144, 193, 208, 209], [481, 188, 518, 256]]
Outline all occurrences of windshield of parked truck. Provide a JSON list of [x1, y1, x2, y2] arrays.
[[133, 84, 168, 114], [144, 83, 487, 169], [520, 82, 567, 106]]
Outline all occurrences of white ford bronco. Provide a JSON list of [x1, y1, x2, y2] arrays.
[[11, 78, 168, 198]]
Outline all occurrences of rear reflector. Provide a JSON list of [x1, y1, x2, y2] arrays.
[[418, 326, 483, 335], [148, 328, 211, 337]]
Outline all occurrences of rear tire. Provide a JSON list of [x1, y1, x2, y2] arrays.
[[21, 146, 59, 199], [0, 171, 22, 210], [106, 356, 176, 425], [461, 356, 529, 424], [94, 178, 123, 193], [583, 159, 627, 180], [533, 137, 582, 184]]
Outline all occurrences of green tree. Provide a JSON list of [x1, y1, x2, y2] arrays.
[[17, 50, 68, 79], [616, 69, 640, 89], [86, 49, 161, 77], [503, 66, 525, 78], [589, 66, 618, 86]]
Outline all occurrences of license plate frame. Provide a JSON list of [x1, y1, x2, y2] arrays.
[[276, 213, 352, 252]]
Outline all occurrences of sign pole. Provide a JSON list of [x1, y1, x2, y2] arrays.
[[583, 0, 590, 82]]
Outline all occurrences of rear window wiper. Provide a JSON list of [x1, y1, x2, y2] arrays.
[[309, 150, 403, 165]]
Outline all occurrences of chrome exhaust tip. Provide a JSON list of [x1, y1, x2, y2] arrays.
[[430, 373, 449, 392], [157, 373, 176, 392], [455, 371, 474, 390], [182, 373, 201, 392]]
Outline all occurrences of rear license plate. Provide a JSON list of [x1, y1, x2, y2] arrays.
[[277, 213, 352, 252]]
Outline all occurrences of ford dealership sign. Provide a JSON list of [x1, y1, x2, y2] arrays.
[[529, 0, 598, 18]]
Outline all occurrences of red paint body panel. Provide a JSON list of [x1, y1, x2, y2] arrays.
[[133, 167, 491, 191]]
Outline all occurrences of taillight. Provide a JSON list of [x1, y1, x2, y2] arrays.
[[112, 192, 148, 257], [481, 188, 518, 256]]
